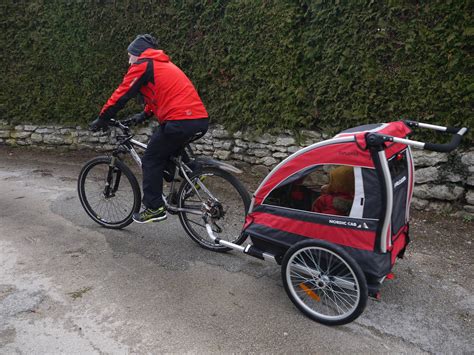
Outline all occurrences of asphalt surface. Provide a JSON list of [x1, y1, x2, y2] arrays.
[[0, 148, 472, 354]]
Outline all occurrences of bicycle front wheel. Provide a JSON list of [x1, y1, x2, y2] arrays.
[[177, 167, 250, 252], [78, 156, 141, 229]]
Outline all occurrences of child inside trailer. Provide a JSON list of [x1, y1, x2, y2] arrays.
[[312, 166, 355, 216]]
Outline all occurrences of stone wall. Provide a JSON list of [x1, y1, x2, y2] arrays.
[[1, 120, 472, 217]]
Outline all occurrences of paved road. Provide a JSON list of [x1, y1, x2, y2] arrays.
[[0, 148, 472, 353]]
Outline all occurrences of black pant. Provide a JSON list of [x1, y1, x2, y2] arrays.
[[142, 118, 209, 209]]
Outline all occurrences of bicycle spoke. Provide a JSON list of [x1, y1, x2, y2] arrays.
[[185, 218, 206, 229]]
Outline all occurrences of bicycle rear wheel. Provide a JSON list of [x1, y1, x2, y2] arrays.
[[177, 167, 250, 252], [78, 156, 141, 229]]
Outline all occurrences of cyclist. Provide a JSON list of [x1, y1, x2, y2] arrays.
[[90, 34, 209, 223]]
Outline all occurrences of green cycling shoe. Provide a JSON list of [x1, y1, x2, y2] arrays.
[[133, 206, 167, 224]]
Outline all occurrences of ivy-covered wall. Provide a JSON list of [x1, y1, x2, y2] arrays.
[[0, 1, 471, 137]]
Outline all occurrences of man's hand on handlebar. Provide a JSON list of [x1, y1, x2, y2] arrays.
[[89, 117, 110, 132]]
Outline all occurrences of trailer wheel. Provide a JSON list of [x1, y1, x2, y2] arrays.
[[281, 239, 368, 326]]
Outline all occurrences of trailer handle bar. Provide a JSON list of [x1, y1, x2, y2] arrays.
[[366, 121, 468, 153], [403, 120, 469, 153]]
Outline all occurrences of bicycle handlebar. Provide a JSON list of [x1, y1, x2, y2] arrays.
[[109, 118, 134, 130]]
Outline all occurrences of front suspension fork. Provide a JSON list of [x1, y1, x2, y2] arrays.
[[104, 156, 122, 198]]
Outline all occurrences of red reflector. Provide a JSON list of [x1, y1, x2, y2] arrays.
[[386, 272, 395, 280]]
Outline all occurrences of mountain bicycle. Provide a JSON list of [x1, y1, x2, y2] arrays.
[[78, 118, 250, 252]]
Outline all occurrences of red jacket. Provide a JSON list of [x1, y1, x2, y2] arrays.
[[100, 48, 208, 123]]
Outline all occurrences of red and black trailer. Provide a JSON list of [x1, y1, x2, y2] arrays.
[[205, 120, 468, 325]]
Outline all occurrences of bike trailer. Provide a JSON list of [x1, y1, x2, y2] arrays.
[[211, 120, 467, 325], [244, 121, 413, 286]]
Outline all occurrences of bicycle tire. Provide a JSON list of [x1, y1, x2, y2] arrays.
[[281, 239, 368, 326], [177, 167, 250, 252], [78, 156, 141, 229]]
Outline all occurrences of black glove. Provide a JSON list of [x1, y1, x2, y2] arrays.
[[129, 112, 149, 125], [89, 117, 110, 132]]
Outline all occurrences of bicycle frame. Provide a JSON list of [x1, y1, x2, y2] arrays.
[[107, 118, 246, 249], [115, 135, 216, 217]]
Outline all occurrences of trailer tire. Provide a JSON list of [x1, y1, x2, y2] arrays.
[[281, 239, 368, 326]]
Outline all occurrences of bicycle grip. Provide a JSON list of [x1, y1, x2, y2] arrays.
[[444, 126, 466, 134], [424, 131, 466, 152]]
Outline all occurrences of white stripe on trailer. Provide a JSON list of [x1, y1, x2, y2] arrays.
[[349, 167, 364, 219]]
